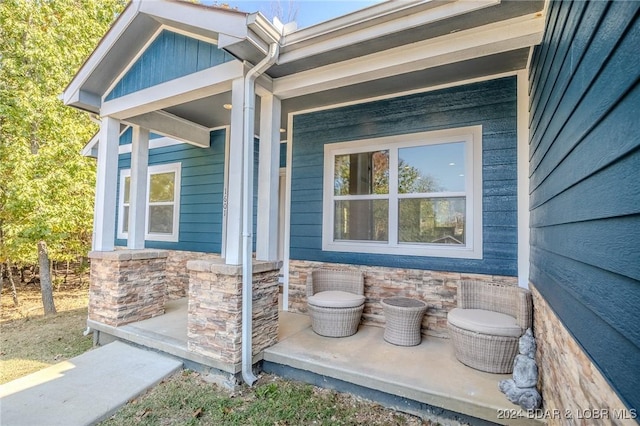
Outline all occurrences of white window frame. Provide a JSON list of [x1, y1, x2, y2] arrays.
[[118, 162, 182, 242], [322, 126, 483, 259]]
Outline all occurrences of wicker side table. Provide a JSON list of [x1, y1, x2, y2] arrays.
[[381, 297, 428, 346]]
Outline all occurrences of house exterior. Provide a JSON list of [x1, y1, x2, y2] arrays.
[[62, 0, 639, 422]]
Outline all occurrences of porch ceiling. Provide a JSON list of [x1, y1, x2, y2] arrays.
[[137, 46, 529, 140]]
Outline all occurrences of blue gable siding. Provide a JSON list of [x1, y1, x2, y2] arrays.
[[289, 77, 518, 275], [529, 0, 639, 411], [115, 129, 227, 252], [118, 127, 164, 145], [106, 30, 234, 101]]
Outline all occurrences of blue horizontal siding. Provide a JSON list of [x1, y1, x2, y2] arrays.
[[529, 0, 640, 411], [289, 77, 518, 275], [106, 30, 234, 101], [115, 129, 226, 253]]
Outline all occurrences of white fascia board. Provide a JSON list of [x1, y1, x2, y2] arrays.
[[62, 1, 141, 107], [284, 0, 429, 44], [247, 12, 282, 44], [279, 0, 499, 64], [138, 0, 248, 40], [273, 12, 545, 99], [101, 60, 244, 119], [123, 111, 210, 148], [81, 132, 100, 158], [66, 89, 102, 113]]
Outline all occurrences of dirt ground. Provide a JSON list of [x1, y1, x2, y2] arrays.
[[0, 274, 93, 383]]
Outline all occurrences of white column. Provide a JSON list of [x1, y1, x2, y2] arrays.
[[225, 77, 245, 265], [256, 94, 281, 261], [127, 126, 149, 249], [517, 70, 531, 288], [93, 117, 120, 251]]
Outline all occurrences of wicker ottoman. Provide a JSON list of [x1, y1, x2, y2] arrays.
[[381, 297, 428, 346]]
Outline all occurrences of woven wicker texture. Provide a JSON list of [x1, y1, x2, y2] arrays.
[[448, 281, 532, 374], [307, 269, 365, 338], [381, 297, 427, 346]]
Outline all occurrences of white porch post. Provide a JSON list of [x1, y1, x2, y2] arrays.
[[93, 116, 120, 251], [225, 77, 245, 265], [256, 94, 281, 261], [127, 126, 149, 249]]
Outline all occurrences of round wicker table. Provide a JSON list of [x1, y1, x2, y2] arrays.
[[381, 297, 428, 346]]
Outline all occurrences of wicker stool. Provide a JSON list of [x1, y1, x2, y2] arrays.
[[381, 297, 427, 346]]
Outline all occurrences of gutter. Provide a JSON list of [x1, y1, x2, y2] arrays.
[[241, 41, 279, 386]]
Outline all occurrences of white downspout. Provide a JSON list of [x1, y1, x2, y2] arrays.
[[241, 42, 279, 386]]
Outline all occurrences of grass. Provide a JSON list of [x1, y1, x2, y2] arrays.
[[101, 371, 426, 426], [0, 282, 93, 384]]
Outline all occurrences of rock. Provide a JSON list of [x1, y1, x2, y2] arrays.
[[513, 354, 538, 388]]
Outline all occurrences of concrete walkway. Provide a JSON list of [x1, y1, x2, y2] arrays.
[[0, 341, 182, 426]]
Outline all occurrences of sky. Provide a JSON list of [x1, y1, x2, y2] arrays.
[[221, 0, 384, 29]]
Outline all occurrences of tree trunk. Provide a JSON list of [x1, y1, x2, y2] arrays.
[[37, 241, 56, 315], [6, 261, 19, 307]]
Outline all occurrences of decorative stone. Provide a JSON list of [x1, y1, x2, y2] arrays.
[[88, 250, 167, 326], [287, 260, 517, 338], [499, 327, 542, 410], [186, 259, 281, 367]]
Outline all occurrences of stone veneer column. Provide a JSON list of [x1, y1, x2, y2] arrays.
[[186, 258, 280, 367], [531, 284, 635, 425], [88, 250, 168, 326]]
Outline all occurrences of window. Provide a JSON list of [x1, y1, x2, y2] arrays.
[[118, 163, 181, 242], [323, 126, 482, 259]]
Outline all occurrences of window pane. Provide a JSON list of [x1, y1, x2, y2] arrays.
[[399, 197, 465, 244], [334, 151, 389, 195], [334, 199, 388, 241], [123, 177, 131, 203], [122, 206, 129, 233], [148, 205, 174, 234], [398, 143, 465, 193], [149, 172, 175, 202]]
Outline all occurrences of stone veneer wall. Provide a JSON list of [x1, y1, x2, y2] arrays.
[[164, 250, 221, 300], [187, 258, 281, 366], [531, 284, 636, 426], [88, 250, 167, 326], [288, 260, 517, 338]]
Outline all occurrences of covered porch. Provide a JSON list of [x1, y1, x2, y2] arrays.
[[90, 297, 542, 426]]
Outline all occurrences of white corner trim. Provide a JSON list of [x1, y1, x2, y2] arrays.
[[517, 70, 531, 288]]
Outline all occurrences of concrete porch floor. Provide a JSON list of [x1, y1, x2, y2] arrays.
[[91, 298, 541, 426]]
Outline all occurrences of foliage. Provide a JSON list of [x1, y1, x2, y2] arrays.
[[0, 0, 126, 266]]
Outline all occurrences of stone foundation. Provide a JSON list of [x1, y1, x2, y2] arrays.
[[288, 260, 517, 338], [187, 258, 281, 365], [531, 284, 635, 425], [88, 250, 167, 326]]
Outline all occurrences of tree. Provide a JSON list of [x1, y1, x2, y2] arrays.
[[0, 0, 125, 313]]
